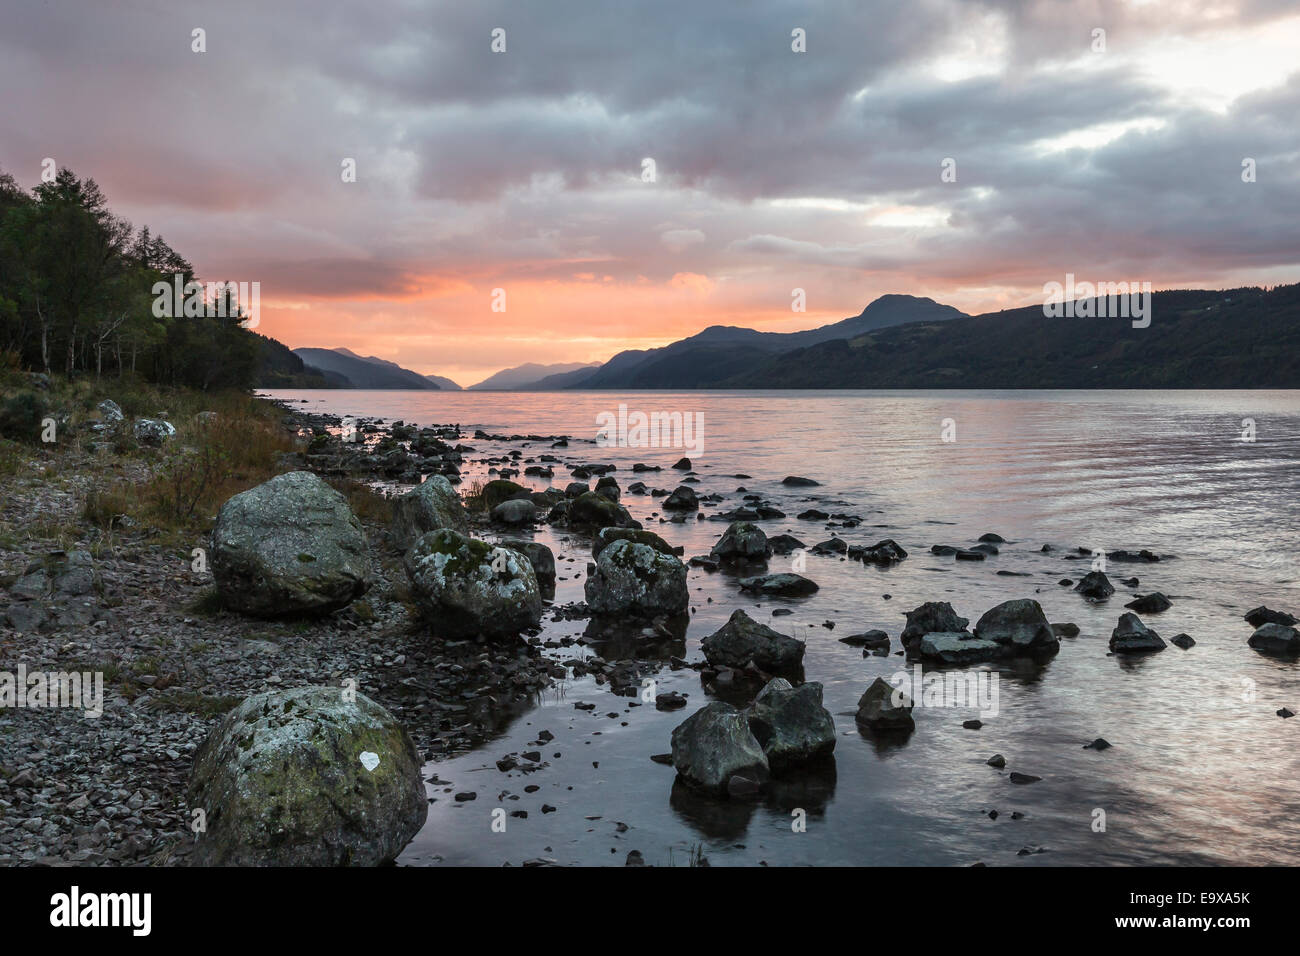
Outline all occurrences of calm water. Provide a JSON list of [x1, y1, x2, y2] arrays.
[[266, 389, 1300, 866]]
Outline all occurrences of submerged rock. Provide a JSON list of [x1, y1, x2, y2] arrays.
[[1248, 622, 1300, 655], [1125, 592, 1172, 614], [916, 632, 1003, 664], [855, 676, 914, 731], [212, 471, 370, 617], [585, 539, 688, 618], [404, 529, 542, 638], [737, 572, 819, 596], [1245, 606, 1298, 628], [701, 609, 805, 673], [1109, 612, 1166, 653], [187, 686, 426, 866], [670, 702, 770, 796], [744, 678, 835, 773], [390, 474, 468, 550]]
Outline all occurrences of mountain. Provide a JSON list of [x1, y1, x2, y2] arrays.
[[469, 361, 601, 390], [291, 348, 440, 389], [724, 285, 1300, 388], [551, 294, 966, 388], [254, 334, 339, 387], [424, 374, 462, 390]]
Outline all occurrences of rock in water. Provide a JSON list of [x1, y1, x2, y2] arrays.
[[591, 527, 677, 559], [856, 676, 915, 730], [899, 601, 969, 648], [498, 539, 556, 586], [974, 598, 1059, 653], [744, 678, 835, 773], [670, 701, 770, 796], [737, 572, 819, 596], [584, 538, 688, 618], [404, 529, 542, 638], [711, 521, 772, 562], [1074, 570, 1115, 600], [1244, 606, 1298, 628], [389, 474, 468, 550], [187, 686, 427, 866], [568, 491, 640, 529], [662, 485, 700, 511], [491, 498, 537, 526], [1109, 612, 1166, 653], [702, 609, 806, 673], [1248, 622, 1300, 655], [916, 632, 1003, 664], [1124, 592, 1172, 614], [212, 471, 370, 617]]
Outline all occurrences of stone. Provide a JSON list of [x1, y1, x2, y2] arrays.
[[670, 702, 769, 796], [710, 521, 771, 562], [701, 609, 805, 674], [1074, 571, 1115, 600], [973, 598, 1058, 652], [737, 572, 819, 596], [855, 676, 914, 731], [1109, 612, 1166, 653], [584, 539, 688, 618], [744, 679, 836, 773], [1248, 622, 1300, 655], [900, 601, 969, 648], [390, 474, 468, 550], [404, 529, 542, 638]]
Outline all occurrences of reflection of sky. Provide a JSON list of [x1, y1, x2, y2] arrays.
[[273, 388, 1300, 865]]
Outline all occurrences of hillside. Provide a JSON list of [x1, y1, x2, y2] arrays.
[[470, 361, 600, 390], [724, 285, 1300, 388], [291, 348, 440, 389]]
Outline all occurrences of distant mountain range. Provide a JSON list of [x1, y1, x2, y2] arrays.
[[256, 285, 1300, 391], [468, 361, 601, 390]]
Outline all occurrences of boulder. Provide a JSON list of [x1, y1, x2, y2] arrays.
[[856, 676, 914, 731], [670, 702, 770, 796], [592, 527, 677, 559], [701, 609, 805, 673], [782, 476, 820, 486], [851, 539, 908, 564], [212, 471, 370, 617], [1244, 606, 1298, 628], [974, 598, 1058, 652], [1248, 622, 1300, 655], [187, 686, 426, 866], [97, 399, 124, 423], [900, 601, 968, 648], [491, 498, 537, 526], [479, 479, 530, 509], [594, 476, 620, 502], [662, 485, 699, 511], [711, 521, 771, 562], [839, 629, 890, 649], [133, 418, 175, 446], [569, 491, 640, 530], [1109, 612, 1166, 653], [744, 679, 836, 773], [584, 539, 688, 618], [390, 475, 468, 550], [737, 572, 819, 596], [498, 539, 556, 586], [1074, 570, 1115, 600], [404, 529, 542, 638]]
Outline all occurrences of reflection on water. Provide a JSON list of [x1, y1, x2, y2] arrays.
[[267, 389, 1300, 866]]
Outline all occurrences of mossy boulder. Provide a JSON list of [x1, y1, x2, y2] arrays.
[[404, 528, 542, 638], [479, 479, 530, 510], [569, 491, 640, 530], [584, 538, 688, 618], [390, 474, 467, 550], [187, 685, 427, 866], [591, 527, 677, 559], [211, 471, 370, 617]]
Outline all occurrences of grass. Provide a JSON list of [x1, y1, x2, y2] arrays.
[[326, 477, 394, 525]]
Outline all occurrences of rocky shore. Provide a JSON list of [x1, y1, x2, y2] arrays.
[[2, 387, 1296, 866]]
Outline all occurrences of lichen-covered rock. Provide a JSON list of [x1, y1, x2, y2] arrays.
[[132, 418, 175, 445], [702, 609, 805, 673], [745, 678, 835, 773], [97, 399, 124, 423], [569, 491, 640, 530], [491, 498, 537, 526], [591, 527, 677, 559], [915, 631, 1004, 664], [389, 474, 467, 550], [404, 529, 542, 638], [856, 676, 915, 730], [711, 521, 771, 562], [187, 686, 426, 866], [670, 701, 770, 796], [499, 538, 556, 585], [974, 598, 1058, 652], [900, 601, 969, 648], [212, 471, 370, 617], [584, 539, 688, 617]]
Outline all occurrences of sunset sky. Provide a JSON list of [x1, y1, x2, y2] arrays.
[[2, 0, 1298, 385]]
